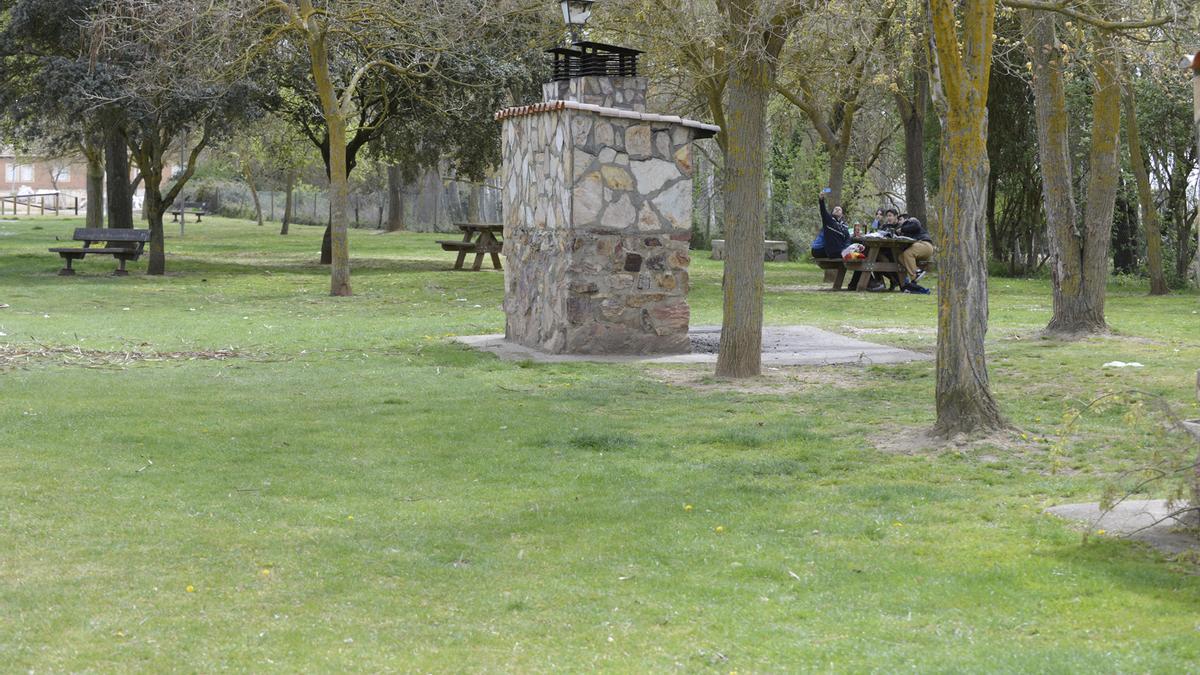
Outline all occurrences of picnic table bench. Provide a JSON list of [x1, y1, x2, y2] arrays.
[[438, 223, 503, 271], [170, 201, 208, 223], [816, 236, 932, 291], [49, 228, 151, 276]]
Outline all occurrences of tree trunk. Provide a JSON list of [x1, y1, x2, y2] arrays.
[[1071, 33, 1120, 332], [320, 225, 333, 264], [932, 112, 1006, 436], [902, 108, 928, 226], [827, 144, 848, 207], [986, 170, 1000, 261], [1111, 182, 1138, 275], [715, 56, 771, 379], [83, 141, 105, 229], [416, 168, 442, 228], [1168, 176, 1193, 279], [898, 48, 929, 226], [467, 182, 482, 223], [281, 170, 295, 235], [1122, 81, 1168, 294], [928, 0, 1006, 436], [143, 182, 166, 275], [1021, 10, 1108, 336], [105, 127, 134, 229], [386, 164, 405, 231], [242, 163, 263, 226], [306, 25, 351, 295]]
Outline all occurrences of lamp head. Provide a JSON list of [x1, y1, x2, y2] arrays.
[[560, 0, 596, 27]]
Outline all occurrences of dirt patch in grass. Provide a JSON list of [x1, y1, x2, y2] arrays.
[[872, 425, 1043, 459], [839, 325, 936, 337], [0, 343, 262, 370], [644, 364, 864, 395]]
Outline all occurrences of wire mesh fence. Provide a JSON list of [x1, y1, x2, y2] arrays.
[[189, 177, 503, 232]]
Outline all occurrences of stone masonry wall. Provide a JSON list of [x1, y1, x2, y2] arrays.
[[501, 77, 696, 355], [501, 110, 573, 352], [542, 76, 647, 112]]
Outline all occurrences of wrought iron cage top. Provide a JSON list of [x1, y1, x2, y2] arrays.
[[547, 41, 642, 82]]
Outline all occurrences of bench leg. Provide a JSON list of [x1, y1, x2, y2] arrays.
[[490, 251, 502, 270], [58, 256, 77, 276], [113, 257, 130, 276], [453, 250, 468, 270], [471, 251, 485, 271], [831, 267, 846, 290]]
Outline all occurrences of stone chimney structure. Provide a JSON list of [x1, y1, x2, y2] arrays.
[[496, 46, 718, 355]]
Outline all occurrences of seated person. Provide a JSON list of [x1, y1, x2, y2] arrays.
[[863, 207, 903, 291], [817, 193, 850, 259], [810, 225, 825, 259], [869, 208, 885, 231], [880, 208, 900, 232], [898, 217, 935, 292]]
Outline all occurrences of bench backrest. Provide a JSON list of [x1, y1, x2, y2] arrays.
[[73, 228, 151, 243]]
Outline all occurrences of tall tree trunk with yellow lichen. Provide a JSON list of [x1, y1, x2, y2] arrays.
[[1021, 9, 1118, 335], [716, 54, 771, 378], [927, 0, 1006, 436], [713, 0, 793, 378]]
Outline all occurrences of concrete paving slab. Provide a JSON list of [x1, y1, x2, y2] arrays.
[[454, 325, 932, 366], [1046, 499, 1197, 554]]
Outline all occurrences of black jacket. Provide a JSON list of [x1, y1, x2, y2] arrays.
[[818, 197, 851, 257], [819, 198, 850, 238], [899, 218, 932, 243]]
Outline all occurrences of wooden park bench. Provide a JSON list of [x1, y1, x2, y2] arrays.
[[437, 223, 503, 271], [170, 201, 208, 223], [49, 228, 151, 276]]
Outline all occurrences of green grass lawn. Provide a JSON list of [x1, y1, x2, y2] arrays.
[[2, 215, 1199, 671]]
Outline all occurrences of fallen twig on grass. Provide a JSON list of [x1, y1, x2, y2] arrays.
[[0, 343, 269, 370]]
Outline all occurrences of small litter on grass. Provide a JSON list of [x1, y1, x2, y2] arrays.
[[1102, 361, 1144, 368]]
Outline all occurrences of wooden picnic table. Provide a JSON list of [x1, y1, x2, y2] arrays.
[[437, 223, 503, 271], [815, 235, 920, 291]]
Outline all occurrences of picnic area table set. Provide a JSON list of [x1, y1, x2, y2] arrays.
[[814, 233, 931, 291], [437, 223, 504, 271]]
